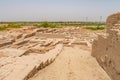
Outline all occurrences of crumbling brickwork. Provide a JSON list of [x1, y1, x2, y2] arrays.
[[92, 12, 120, 80]]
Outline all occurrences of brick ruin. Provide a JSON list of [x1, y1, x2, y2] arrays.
[[0, 26, 98, 80], [0, 28, 63, 80], [92, 12, 120, 80]]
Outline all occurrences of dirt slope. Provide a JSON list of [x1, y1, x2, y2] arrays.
[[30, 46, 111, 80]]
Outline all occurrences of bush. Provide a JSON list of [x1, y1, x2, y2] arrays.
[[85, 26, 105, 30], [7, 23, 21, 28], [36, 21, 58, 28], [0, 27, 7, 31], [0, 23, 22, 31]]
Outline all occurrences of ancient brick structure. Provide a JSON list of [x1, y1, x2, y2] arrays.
[[92, 12, 120, 80]]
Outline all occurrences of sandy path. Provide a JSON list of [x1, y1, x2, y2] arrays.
[[30, 46, 111, 80]]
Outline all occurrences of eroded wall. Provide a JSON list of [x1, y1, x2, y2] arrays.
[[92, 12, 120, 80]]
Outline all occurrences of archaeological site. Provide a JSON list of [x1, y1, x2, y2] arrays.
[[0, 12, 120, 80]]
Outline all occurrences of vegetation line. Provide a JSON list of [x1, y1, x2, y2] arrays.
[[0, 21, 105, 31]]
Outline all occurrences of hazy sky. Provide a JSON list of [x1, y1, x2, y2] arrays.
[[0, 0, 120, 22]]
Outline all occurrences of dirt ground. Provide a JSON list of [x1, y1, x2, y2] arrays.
[[30, 46, 111, 80]]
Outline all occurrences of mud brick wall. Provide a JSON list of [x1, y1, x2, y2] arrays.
[[92, 12, 120, 80]]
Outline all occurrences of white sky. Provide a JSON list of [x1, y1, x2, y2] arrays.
[[0, 0, 120, 22]]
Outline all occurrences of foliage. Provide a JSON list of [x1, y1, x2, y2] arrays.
[[0, 22, 105, 31], [0, 27, 7, 31], [85, 26, 105, 30], [35, 21, 59, 28], [59, 22, 105, 27], [0, 23, 22, 31], [7, 23, 21, 28]]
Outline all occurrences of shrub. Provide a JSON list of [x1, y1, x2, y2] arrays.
[[7, 23, 21, 28], [0, 27, 7, 31], [36, 21, 58, 28], [85, 26, 105, 30]]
